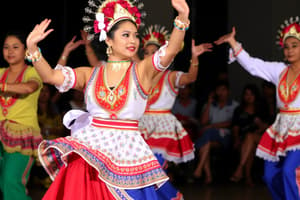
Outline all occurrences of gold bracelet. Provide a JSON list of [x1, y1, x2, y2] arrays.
[[61, 55, 67, 61], [190, 59, 199, 66]]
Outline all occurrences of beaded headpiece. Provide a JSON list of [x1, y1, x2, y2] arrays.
[[83, 0, 146, 42], [276, 16, 300, 47], [141, 25, 170, 48]]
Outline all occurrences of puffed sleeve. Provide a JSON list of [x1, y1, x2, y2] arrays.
[[54, 64, 77, 92]]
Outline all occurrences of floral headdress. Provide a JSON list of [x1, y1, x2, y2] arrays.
[[83, 0, 146, 42], [141, 25, 170, 48], [276, 16, 300, 47]]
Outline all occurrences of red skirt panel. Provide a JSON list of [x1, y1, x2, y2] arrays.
[[43, 154, 116, 200]]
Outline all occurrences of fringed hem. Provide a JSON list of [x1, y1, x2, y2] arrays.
[[0, 120, 42, 158], [144, 132, 195, 163], [255, 123, 300, 162], [150, 147, 195, 164], [38, 137, 169, 189], [256, 145, 300, 162]]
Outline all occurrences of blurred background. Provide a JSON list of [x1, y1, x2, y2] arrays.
[[0, 0, 299, 100]]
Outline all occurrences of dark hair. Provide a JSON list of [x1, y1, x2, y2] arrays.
[[90, 19, 137, 61], [3, 30, 27, 48], [240, 84, 261, 112], [214, 80, 229, 90]]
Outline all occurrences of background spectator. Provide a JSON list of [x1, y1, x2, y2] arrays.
[[193, 80, 239, 184]]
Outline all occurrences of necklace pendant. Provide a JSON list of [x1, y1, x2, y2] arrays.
[[112, 63, 121, 72], [2, 108, 7, 116], [107, 93, 116, 104]]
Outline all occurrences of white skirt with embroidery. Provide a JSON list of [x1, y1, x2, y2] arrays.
[[38, 110, 168, 190], [256, 112, 300, 162], [139, 113, 195, 164]]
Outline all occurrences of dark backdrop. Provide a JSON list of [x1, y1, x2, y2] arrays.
[[0, 0, 228, 108]]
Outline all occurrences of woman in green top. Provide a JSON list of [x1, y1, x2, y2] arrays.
[[0, 31, 43, 200]]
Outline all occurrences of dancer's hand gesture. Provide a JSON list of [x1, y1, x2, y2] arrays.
[[171, 0, 189, 18], [63, 36, 84, 55], [192, 39, 213, 57], [26, 19, 53, 50], [214, 27, 238, 48]]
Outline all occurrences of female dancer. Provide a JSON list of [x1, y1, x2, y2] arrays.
[[26, 0, 190, 199], [215, 17, 300, 200], [139, 24, 212, 167], [0, 31, 43, 199]]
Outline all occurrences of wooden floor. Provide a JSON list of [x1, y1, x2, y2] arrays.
[[29, 180, 272, 200], [28, 155, 271, 199], [178, 182, 272, 200]]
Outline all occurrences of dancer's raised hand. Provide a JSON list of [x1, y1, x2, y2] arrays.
[[214, 27, 238, 48], [63, 36, 84, 55], [171, 0, 189, 18], [26, 19, 54, 50], [192, 39, 213, 57]]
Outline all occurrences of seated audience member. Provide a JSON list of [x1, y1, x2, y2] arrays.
[[193, 80, 239, 184], [172, 84, 199, 141], [230, 84, 269, 186]]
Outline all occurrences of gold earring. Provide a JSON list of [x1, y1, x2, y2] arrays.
[[106, 46, 112, 56]]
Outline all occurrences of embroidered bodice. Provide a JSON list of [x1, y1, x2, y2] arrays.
[[146, 70, 178, 111], [85, 63, 148, 120], [277, 68, 300, 109]]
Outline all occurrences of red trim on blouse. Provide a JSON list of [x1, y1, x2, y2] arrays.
[[278, 67, 300, 106], [71, 68, 77, 89], [94, 63, 131, 113], [146, 71, 168, 107], [133, 64, 149, 95], [152, 54, 162, 72], [167, 71, 178, 95]]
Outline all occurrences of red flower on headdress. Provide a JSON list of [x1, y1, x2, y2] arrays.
[[102, 2, 116, 18], [142, 34, 151, 45], [94, 21, 101, 33], [279, 23, 300, 46], [93, 0, 143, 40], [118, 0, 130, 9]]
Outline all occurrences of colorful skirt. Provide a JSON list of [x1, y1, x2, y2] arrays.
[[139, 111, 195, 164], [0, 119, 42, 158], [256, 109, 300, 162], [39, 117, 183, 199]]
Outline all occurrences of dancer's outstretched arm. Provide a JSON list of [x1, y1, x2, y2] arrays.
[[174, 40, 213, 87], [58, 36, 84, 66], [214, 27, 286, 84], [214, 27, 239, 49], [26, 19, 92, 91], [138, 0, 190, 84]]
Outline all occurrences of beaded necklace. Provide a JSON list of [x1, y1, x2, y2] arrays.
[[0, 65, 28, 116], [107, 60, 131, 72]]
